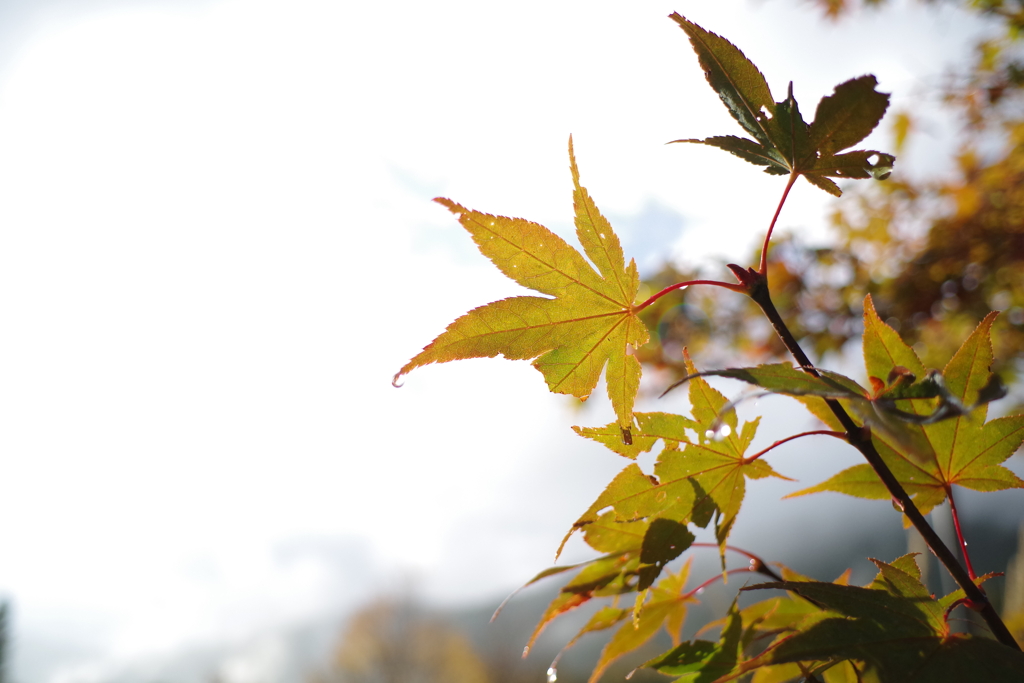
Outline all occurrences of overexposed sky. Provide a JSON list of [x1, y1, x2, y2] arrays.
[[0, 1, 1009, 681]]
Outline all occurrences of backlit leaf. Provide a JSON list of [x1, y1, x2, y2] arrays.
[[790, 296, 1024, 513], [808, 76, 890, 156], [583, 511, 648, 555], [670, 15, 894, 196], [587, 561, 697, 683], [526, 553, 641, 653], [669, 14, 775, 149], [660, 353, 788, 557], [641, 518, 696, 566], [734, 558, 1024, 682], [573, 412, 699, 460], [662, 363, 867, 402], [644, 599, 743, 681], [396, 138, 648, 434], [559, 462, 697, 558]]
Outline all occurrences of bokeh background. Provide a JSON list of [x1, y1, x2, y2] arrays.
[[0, 0, 1020, 681]]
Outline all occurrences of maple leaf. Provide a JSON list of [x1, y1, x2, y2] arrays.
[[666, 352, 790, 557], [730, 557, 1024, 682], [562, 354, 786, 566], [670, 13, 894, 196], [787, 296, 1024, 516], [643, 598, 744, 682], [521, 552, 644, 655], [549, 561, 698, 683], [513, 522, 696, 671], [394, 138, 648, 435], [573, 411, 698, 460]]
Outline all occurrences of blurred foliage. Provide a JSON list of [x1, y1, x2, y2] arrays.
[[0, 601, 8, 683], [642, 0, 1024, 383], [316, 598, 489, 683], [1005, 524, 1024, 645]]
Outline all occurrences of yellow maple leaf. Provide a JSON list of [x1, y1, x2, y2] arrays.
[[395, 138, 648, 434]]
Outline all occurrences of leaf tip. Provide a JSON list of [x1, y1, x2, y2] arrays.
[[569, 135, 581, 186], [433, 196, 464, 217]]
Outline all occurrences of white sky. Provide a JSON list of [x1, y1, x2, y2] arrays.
[[0, 0, 1009, 681]]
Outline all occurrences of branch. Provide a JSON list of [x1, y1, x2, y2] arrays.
[[742, 268, 1020, 650]]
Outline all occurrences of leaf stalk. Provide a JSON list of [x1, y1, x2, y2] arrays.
[[946, 485, 977, 581], [634, 279, 746, 313], [742, 430, 847, 464], [759, 171, 799, 275], [690, 543, 784, 582]]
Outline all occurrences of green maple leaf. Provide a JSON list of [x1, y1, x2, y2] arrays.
[[522, 552, 643, 655], [563, 354, 786, 563], [644, 598, 745, 682], [655, 296, 1018, 516], [731, 557, 1024, 682], [665, 353, 791, 556], [788, 296, 1024, 515], [573, 411, 699, 460], [552, 561, 698, 683], [670, 13, 894, 196], [395, 138, 648, 435]]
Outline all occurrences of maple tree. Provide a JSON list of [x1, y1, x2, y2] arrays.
[[396, 10, 1024, 683]]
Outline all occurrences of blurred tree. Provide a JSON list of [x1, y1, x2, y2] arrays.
[[642, 0, 1024, 382], [315, 598, 489, 683], [0, 600, 8, 683], [1005, 524, 1024, 645]]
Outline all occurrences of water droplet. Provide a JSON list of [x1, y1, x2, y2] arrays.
[[696, 587, 705, 595], [547, 666, 558, 683], [704, 424, 732, 441], [523, 646, 531, 658]]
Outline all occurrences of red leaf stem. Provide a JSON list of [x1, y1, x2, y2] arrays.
[[633, 279, 746, 313], [742, 430, 847, 463], [758, 171, 799, 275], [684, 567, 757, 599], [946, 485, 977, 581]]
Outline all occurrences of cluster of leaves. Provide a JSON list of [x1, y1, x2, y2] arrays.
[[646, 555, 1018, 682], [397, 11, 1024, 683], [663, 296, 1024, 520]]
